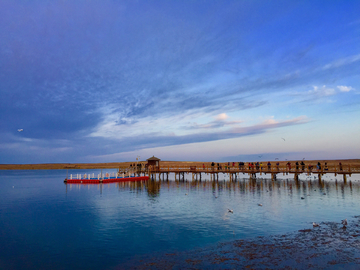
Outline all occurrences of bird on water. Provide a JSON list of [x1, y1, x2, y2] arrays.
[[341, 219, 347, 228], [228, 209, 233, 213], [18, 129, 23, 132], [313, 222, 320, 227]]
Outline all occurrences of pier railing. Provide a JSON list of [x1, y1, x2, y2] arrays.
[[148, 164, 360, 175]]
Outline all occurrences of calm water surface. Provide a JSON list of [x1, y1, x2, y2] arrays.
[[1, 170, 360, 269]]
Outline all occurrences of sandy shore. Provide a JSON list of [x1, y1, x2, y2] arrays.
[[0, 159, 359, 170], [126, 217, 360, 269]]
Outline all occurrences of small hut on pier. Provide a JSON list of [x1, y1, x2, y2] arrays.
[[146, 156, 161, 172]]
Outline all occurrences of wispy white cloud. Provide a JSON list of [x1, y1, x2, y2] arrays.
[[230, 116, 308, 134], [337, 85, 354, 92], [260, 118, 278, 125], [322, 54, 360, 70], [215, 113, 228, 121], [289, 84, 354, 104], [186, 113, 243, 130], [308, 85, 335, 97], [95, 115, 309, 149], [85, 115, 310, 162]]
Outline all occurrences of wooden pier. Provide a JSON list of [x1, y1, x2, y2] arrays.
[[143, 163, 360, 182]]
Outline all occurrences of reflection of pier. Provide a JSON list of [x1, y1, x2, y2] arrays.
[[147, 164, 359, 182], [116, 177, 360, 198], [65, 175, 360, 199]]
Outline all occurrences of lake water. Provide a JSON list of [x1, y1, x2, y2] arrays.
[[1, 169, 360, 269]]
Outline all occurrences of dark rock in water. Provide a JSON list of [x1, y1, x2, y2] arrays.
[[298, 229, 312, 232]]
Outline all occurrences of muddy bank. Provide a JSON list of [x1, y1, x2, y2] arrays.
[[128, 217, 360, 269]]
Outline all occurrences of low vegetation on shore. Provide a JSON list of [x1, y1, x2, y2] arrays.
[[0, 159, 359, 170]]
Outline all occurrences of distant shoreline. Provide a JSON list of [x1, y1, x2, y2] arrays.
[[0, 159, 359, 170]]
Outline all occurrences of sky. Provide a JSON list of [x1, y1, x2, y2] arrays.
[[0, 0, 359, 164]]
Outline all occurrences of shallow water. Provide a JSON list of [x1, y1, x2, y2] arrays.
[[1, 169, 360, 269]]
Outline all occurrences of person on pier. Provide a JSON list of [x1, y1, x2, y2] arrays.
[[324, 162, 328, 171], [239, 162, 244, 170], [301, 161, 305, 171], [267, 162, 271, 171], [286, 162, 291, 171], [308, 164, 313, 172], [317, 162, 321, 171]]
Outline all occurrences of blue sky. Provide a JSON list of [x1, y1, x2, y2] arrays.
[[0, 0, 359, 164]]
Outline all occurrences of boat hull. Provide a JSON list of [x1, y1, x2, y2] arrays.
[[64, 176, 149, 184]]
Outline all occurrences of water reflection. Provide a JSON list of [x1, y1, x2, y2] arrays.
[[67, 178, 360, 199], [3, 170, 360, 270]]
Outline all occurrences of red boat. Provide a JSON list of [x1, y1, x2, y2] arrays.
[[64, 171, 149, 184]]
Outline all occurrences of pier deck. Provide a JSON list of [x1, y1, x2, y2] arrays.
[[146, 164, 360, 181]]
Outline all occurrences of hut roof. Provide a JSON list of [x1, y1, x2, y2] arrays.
[[146, 156, 161, 161]]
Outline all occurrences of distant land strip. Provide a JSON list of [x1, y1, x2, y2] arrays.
[[0, 159, 359, 170]]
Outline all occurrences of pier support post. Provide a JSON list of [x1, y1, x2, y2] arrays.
[[343, 174, 347, 182]]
